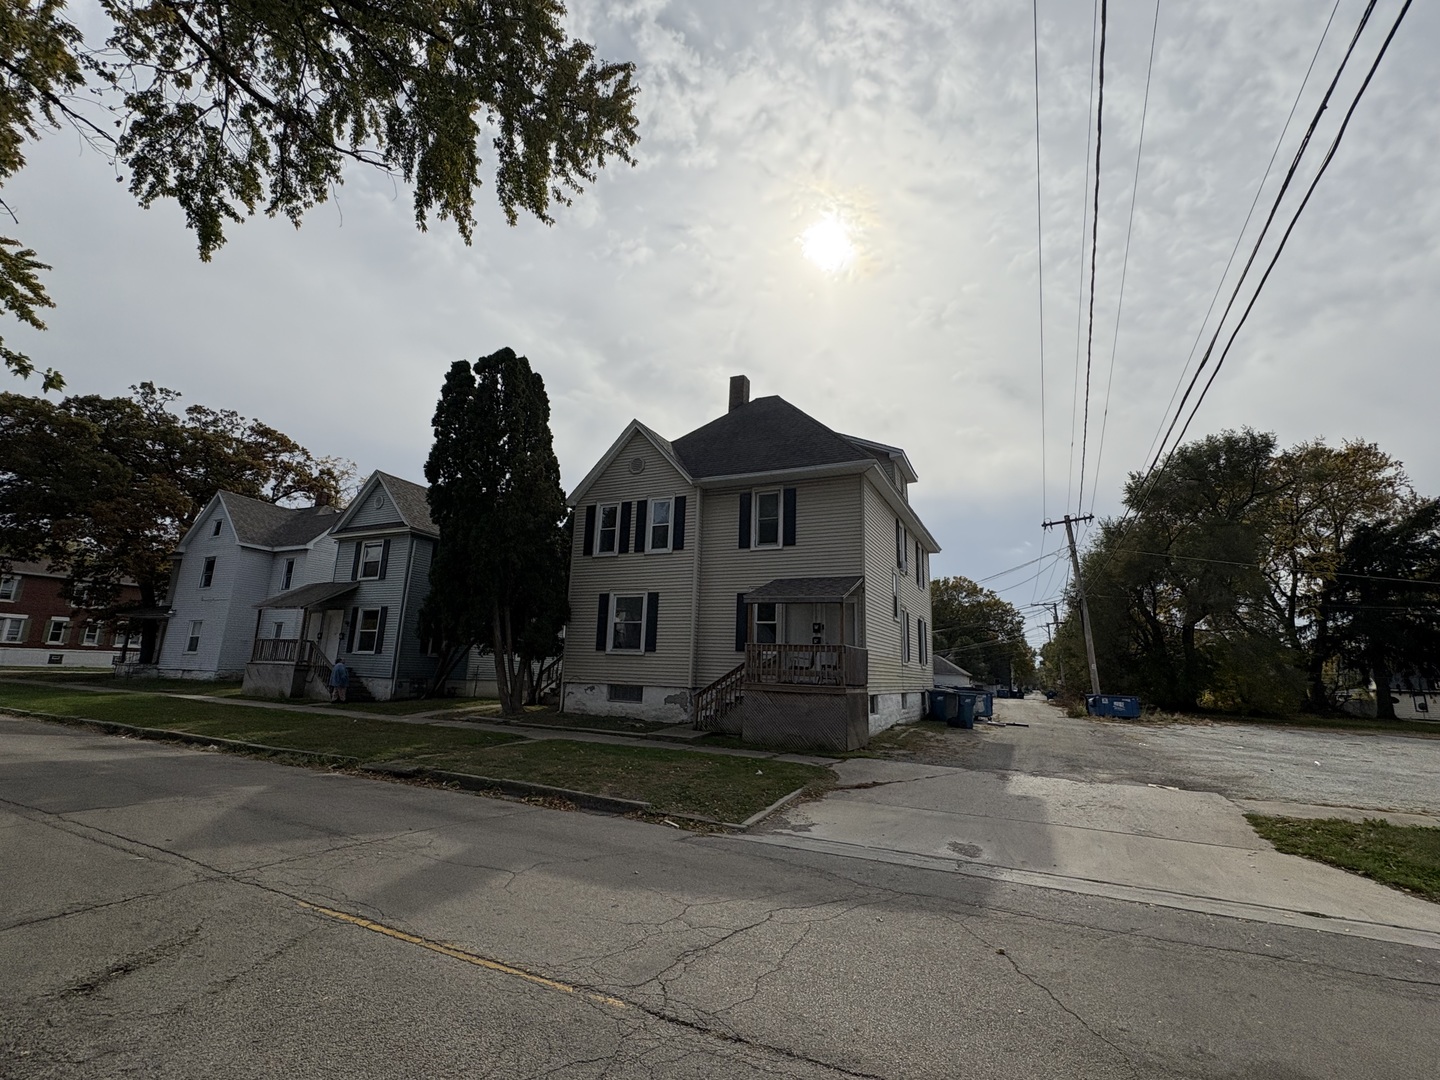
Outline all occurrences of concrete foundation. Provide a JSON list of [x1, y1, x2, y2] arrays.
[[866, 691, 927, 735], [562, 681, 692, 724]]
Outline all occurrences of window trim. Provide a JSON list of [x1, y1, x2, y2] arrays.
[[0, 615, 27, 643], [212, 518, 223, 537], [0, 575, 18, 602], [607, 684, 644, 703], [754, 601, 779, 645], [354, 608, 383, 654], [46, 618, 70, 645], [647, 497, 674, 554], [282, 558, 296, 591], [200, 556, 216, 588], [82, 623, 101, 647], [358, 541, 385, 580], [752, 488, 782, 549], [185, 620, 203, 654], [595, 502, 620, 557], [608, 593, 646, 653], [892, 572, 901, 622], [902, 609, 912, 664]]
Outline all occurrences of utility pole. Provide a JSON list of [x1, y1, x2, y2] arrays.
[[1046, 601, 1065, 690], [1043, 514, 1101, 697]]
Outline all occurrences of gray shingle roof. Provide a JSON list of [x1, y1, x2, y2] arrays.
[[220, 492, 340, 548], [377, 472, 437, 536], [671, 396, 872, 479], [255, 580, 358, 610]]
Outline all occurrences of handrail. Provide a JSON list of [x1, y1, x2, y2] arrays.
[[251, 637, 301, 663], [693, 662, 744, 731], [744, 643, 868, 688]]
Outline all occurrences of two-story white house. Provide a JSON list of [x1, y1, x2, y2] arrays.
[[562, 376, 938, 750], [155, 492, 341, 678]]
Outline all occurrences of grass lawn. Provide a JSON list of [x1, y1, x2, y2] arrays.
[[0, 683, 831, 822], [1132, 707, 1440, 738], [1247, 814, 1440, 903], [0, 670, 245, 697], [490, 710, 675, 734]]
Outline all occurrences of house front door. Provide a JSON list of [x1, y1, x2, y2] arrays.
[[317, 609, 345, 664]]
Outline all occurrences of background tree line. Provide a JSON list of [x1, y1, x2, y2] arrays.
[[1043, 430, 1440, 718], [929, 575, 1036, 689]]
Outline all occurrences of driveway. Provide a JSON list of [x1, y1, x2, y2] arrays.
[[747, 698, 1440, 946]]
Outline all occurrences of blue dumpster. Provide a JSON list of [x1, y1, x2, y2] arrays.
[[950, 693, 975, 729], [956, 689, 993, 719], [928, 689, 957, 723], [1086, 694, 1141, 718]]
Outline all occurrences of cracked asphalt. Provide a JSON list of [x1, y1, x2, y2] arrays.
[[4, 714, 1439, 1079]]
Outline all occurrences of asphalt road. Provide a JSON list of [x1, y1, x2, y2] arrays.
[[4, 714, 1440, 1079]]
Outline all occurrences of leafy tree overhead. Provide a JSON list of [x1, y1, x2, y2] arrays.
[[0, 384, 351, 659], [929, 576, 1035, 688], [422, 348, 568, 714], [1, 0, 640, 388]]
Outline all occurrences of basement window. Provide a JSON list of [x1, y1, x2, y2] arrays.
[[607, 684, 644, 704]]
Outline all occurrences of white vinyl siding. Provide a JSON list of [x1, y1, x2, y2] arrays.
[[862, 478, 933, 695], [344, 484, 405, 529], [696, 473, 864, 685], [565, 431, 696, 691]]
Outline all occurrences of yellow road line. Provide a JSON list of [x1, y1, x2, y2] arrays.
[[297, 900, 628, 1009]]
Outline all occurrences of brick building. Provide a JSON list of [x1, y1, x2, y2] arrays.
[[0, 562, 142, 669]]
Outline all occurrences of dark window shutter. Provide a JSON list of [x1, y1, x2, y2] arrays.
[[618, 501, 633, 554], [634, 500, 648, 553], [673, 496, 687, 550], [895, 520, 903, 568], [347, 607, 359, 652], [374, 607, 389, 653], [783, 488, 797, 546], [583, 505, 596, 556], [595, 594, 610, 651], [735, 593, 747, 651], [738, 493, 752, 549], [644, 593, 659, 652], [379, 538, 391, 580], [350, 544, 362, 581]]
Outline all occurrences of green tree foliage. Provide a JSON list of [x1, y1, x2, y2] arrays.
[[0, 383, 351, 657], [0, 0, 640, 387], [1052, 430, 1422, 716], [422, 348, 568, 714], [1323, 500, 1440, 719], [929, 576, 1035, 688]]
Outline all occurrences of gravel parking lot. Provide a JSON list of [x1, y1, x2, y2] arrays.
[[881, 696, 1440, 817]]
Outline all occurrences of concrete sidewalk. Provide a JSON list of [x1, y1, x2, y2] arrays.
[[747, 758, 1440, 950]]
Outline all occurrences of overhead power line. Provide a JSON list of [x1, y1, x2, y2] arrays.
[[1075, 0, 1110, 515]]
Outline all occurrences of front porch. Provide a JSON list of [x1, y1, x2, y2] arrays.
[[696, 576, 872, 751], [240, 580, 357, 700]]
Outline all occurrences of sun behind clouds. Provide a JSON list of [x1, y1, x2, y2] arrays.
[[799, 213, 856, 275]]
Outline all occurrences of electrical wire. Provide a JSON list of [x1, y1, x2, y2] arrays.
[[1066, 0, 1103, 516], [1032, 0, 1049, 527], [1161, 0, 1414, 456], [1088, 0, 1162, 516], [1076, 0, 1109, 515]]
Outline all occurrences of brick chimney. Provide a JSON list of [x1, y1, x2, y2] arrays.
[[728, 374, 751, 412]]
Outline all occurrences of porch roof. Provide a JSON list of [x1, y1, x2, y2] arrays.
[[255, 580, 358, 611], [745, 575, 864, 605]]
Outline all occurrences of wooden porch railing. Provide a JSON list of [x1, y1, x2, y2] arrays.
[[251, 637, 301, 663], [693, 662, 744, 731], [744, 643, 868, 688]]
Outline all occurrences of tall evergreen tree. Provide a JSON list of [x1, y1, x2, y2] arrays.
[[422, 348, 568, 714]]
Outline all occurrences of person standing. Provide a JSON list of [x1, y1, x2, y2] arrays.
[[329, 659, 350, 703]]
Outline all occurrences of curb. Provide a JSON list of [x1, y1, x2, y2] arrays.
[[359, 761, 652, 816], [740, 785, 810, 830]]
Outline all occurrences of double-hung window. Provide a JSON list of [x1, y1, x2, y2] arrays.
[[212, 519, 223, 537], [282, 558, 296, 591], [359, 541, 384, 579], [82, 623, 101, 646], [754, 603, 779, 644], [915, 540, 922, 587], [185, 621, 203, 653], [46, 618, 69, 645], [892, 572, 901, 621], [610, 595, 644, 651], [902, 610, 912, 663], [0, 576, 17, 601], [648, 498, 673, 553], [896, 520, 907, 571], [355, 609, 382, 653], [754, 490, 782, 547], [200, 557, 216, 588], [1, 616, 26, 643], [596, 504, 620, 555]]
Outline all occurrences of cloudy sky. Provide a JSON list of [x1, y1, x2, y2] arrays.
[[6, 0, 1437, 643]]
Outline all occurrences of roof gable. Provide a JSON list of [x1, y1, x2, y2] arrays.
[[567, 420, 693, 506], [218, 491, 340, 548], [331, 471, 437, 537], [671, 396, 871, 480]]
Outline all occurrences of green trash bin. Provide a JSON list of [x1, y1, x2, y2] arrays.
[[949, 693, 975, 729]]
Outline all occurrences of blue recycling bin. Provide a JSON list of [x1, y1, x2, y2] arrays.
[[956, 689, 993, 719], [928, 689, 957, 723], [1086, 694, 1141, 718]]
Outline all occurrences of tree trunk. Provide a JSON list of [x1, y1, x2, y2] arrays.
[[1373, 655, 1397, 720], [491, 604, 516, 715], [1179, 622, 1201, 712], [137, 582, 160, 664]]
